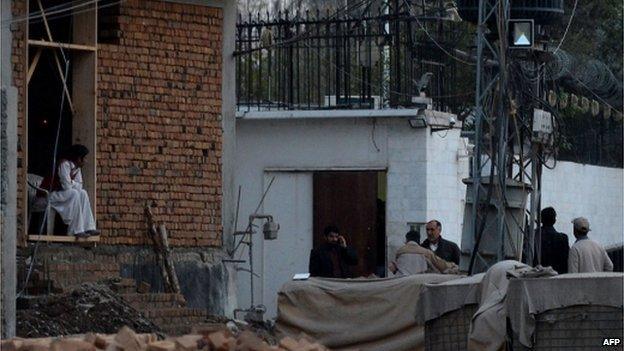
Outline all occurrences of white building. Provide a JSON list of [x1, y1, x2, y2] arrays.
[[232, 108, 624, 319]]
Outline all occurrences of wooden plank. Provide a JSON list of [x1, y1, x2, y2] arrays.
[[36, 0, 55, 45], [159, 225, 181, 294], [72, 52, 97, 217], [27, 39, 97, 52], [71, 0, 98, 216], [50, 51, 76, 114], [28, 235, 101, 243], [27, 48, 43, 84], [145, 206, 173, 292], [36, 0, 75, 114], [72, 0, 97, 46]]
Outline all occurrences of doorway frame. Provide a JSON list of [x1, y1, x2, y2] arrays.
[[23, 0, 98, 243]]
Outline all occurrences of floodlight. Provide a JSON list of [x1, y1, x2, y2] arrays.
[[509, 19, 534, 49], [408, 108, 427, 128]]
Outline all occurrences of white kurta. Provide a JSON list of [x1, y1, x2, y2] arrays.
[[48, 160, 96, 235]]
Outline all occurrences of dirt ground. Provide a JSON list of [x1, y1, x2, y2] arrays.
[[16, 283, 161, 338]]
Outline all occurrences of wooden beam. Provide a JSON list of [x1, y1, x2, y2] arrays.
[[50, 51, 76, 113], [37, 0, 75, 113], [28, 39, 97, 52], [37, 0, 54, 43], [27, 48, 43, 84], [28, 235, 101, 243]]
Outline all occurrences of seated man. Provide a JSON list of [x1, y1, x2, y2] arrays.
[[390, 229, 459, 276], [40, 144, 99, 237], [309, 225, 358, 278]]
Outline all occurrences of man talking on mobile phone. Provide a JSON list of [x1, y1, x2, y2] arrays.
[[309, 225, 359, 278]]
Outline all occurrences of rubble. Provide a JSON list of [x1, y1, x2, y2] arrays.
[[11, 281, 331, 350], [16, 283, 161, 338], [2, 327, 333, 351]]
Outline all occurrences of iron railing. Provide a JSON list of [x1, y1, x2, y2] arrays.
[[235, 1, 474, 112]]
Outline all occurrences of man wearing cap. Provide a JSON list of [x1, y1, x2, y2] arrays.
[[568, 217, 613, 273]]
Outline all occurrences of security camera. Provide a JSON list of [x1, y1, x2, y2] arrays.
[[449, 116, 456, 126]]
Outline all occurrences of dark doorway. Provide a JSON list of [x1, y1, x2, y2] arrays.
[[313, 171, 386, 277], [607, 246, 623, 272], [27, 49, 73, 178]]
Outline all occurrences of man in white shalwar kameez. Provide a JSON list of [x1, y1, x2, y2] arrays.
[[47, 144, 98, 236]]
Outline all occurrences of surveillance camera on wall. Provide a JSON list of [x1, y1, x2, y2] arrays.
[[449, 116, 457, 126]]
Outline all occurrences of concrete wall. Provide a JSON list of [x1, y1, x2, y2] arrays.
[[23, 245, 230, 314], [233, 114, 467, 317], [541, 162, 624, 247], [220, 0, 238, 317], [1, 0, 18, 338]]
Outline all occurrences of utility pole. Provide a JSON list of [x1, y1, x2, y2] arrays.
[[462, 0, 541, 274]]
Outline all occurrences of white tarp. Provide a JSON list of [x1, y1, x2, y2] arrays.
[[275, 274, 461, 351], [506, 272, 624, 347], [415, 273, 484, 324]]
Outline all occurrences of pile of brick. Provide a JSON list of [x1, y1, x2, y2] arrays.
[[2, 326, 332, 351]]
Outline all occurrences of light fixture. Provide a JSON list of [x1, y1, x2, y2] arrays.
[[408, 108, 427, 128], [225, 212, 280, 323], [262, 218, 279, 240], [508, 19, 534, 49]]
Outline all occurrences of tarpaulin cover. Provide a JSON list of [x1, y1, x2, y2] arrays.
[[506, 272, 624, 348], [467, 261, 529, 351], [415, 273, 485, 324], [275, 274, 461, 351]]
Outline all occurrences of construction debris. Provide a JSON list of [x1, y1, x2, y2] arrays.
[[2, 326, 333, 351], [16, 283, 161, 338]]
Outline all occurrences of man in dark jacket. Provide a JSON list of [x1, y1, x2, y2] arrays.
[[535, 207, 569, 273], [421, 220, 461, 265], [309, 225, 358, 278]]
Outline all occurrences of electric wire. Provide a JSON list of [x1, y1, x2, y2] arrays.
[[1, 0, 84, 26], [16, 2, 74, 297], [1, 0, 105, 27], [235, 0, 374, 55], [552, 0, 578, 55], [402, 0, 475, 66], [28, 1, 125, 27], [18, 57, 71, 298], [243, 1, 475, 110]]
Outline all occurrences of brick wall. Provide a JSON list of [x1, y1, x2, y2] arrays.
[[97, 0, 223, 246], [45, 262, 121, 290], [10, 0, 26, 246], [11, 0, 223, 247]]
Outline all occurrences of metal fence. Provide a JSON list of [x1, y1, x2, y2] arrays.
[[557, 114, 623, 168], [235, 1, 474, 112]]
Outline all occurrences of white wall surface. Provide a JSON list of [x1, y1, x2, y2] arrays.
[[234, 117, 435, 318], [541, 162, 624, 247], [233, 113, 623, 319], [425, 129, 471, 245], [260, 172, 313, 318]]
